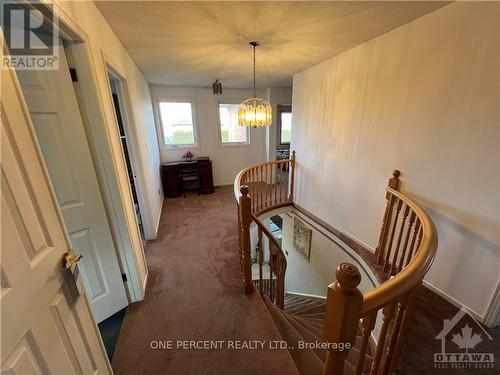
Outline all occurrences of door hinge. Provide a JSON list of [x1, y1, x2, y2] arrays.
[[121, 273, 128, 282], [69, 68, 78, 82]]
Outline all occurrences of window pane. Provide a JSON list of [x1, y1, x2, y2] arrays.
[[159, 102, 196, 146], [280, 112, 292, 144], [219, 104, 249, 144]]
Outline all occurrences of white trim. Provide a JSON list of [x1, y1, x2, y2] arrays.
[[152, 95, 200, 150], [422, 280, 484, 322], [103, 55, 151, 240], [483, 279, 500, 328], [59, 13, 146, 303], [216, 99, 251, 147], [153, 195, 164, 239]]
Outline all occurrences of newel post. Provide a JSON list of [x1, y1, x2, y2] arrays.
[[289, 150, 296, 202], [239, 185, 254, 294], [375, 170, 401, 263], [323, 263, 363, 375]]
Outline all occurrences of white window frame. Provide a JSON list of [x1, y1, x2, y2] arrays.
[[216, 100, 251, 147], [153, 96, 200, 150]]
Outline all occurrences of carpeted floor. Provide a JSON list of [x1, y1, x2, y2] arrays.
[[112, 185, 499, 375], [111, 186, 299, 375]]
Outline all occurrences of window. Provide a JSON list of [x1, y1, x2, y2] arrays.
[[157, 100, 197, 147], [278, 105, 292, 146], [218, 103, 249, 145]]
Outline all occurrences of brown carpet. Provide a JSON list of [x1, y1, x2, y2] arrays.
[[112, 185, 499, 375], [111, 186, 299, 375]]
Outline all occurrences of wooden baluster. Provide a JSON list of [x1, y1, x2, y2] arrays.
[[258, 226, 263, 295], [397, 211, 416, 273], [355, 311, 377, 375], [383, 198, 402, 273], [390, 204, 409, 276], [264, 163, 268, 209], [273, 163, 279, 204], [381, 293, 410, 375], [369, 302, 397, 375], [277, 162, 281, 204], [269, 241, 274, 302], [237, 202, 242, 273], [404, 220, 421, 267], [257, 166, 261, 211], [289, 150, 296, 201], [283, 160, 288, 203], [375, 171, 401, 264], [260, 165, 266, 210], [323, 263, 363, 375], [239, 186, 254, 294], [388, 286, 420, 374]]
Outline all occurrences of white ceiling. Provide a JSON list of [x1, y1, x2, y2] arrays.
[[96, 1, 448, 88]]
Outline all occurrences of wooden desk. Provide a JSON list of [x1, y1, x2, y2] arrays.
[[161, 158, 214, 197]]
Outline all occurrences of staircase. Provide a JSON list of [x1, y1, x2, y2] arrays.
[[264, 294, 373, 375]]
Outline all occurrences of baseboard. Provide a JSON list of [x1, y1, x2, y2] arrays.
[[286, 291, 326, 300], [339, 231, 375, 254], [141, 273, 148, 299], [422, 280, 484, 322], [152, 195, 164, 239]]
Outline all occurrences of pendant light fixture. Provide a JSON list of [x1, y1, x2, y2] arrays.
[[238, 41, 272, 128], [212, 79, 222, 95]]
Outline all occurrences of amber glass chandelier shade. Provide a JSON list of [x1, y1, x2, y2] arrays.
[[239, 41, 272, 127], [238, 97, 272, 128]]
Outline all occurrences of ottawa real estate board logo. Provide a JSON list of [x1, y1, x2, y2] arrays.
[[1, 1, 59, 70], [434, 307, 494, 370]]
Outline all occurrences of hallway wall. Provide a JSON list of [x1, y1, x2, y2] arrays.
[[53, 1, 165, 291], [291, 2, 500, 318]]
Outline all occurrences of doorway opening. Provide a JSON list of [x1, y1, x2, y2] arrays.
[[106, 70, 146, 240]]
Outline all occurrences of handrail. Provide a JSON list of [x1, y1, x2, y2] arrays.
[[234, 153, 295, 307], [361, 187, 437, 314], [234, 160, 438, 375], [234, 158, 292, 200]]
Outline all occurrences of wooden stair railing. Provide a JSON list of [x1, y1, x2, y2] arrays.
[[323, 171, 438, 375], [235, 160, 437, 375], [235, 152, 295, 305]]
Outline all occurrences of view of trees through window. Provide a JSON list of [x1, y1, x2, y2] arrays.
[[158, 101, 196, 146], [219, 103, 249, 144]]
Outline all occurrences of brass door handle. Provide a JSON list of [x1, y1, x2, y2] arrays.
[[62, 250, 83, 269]]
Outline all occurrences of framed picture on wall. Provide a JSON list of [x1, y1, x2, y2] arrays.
[[293, 217, 312, 261]]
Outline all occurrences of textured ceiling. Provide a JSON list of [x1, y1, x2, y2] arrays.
[[96, 1, 448, 88]]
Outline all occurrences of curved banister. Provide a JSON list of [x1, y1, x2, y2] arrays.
[[234, 155, 295, 307], [235, 158, 438, 375], [361, 187, 438, 314]]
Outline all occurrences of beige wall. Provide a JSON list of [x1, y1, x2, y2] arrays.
[[55, 1, 164, 288], [150, 85, 268, 186], [266, 87, 293, 161], [291, 2, 500, 318]]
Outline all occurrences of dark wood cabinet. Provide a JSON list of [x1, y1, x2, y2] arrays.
[[161, 158, 214, 197], [198, 160, 215, 195], [161, 163, 181, 197]]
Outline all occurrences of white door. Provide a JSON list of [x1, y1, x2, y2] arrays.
[[1, 65, 111, 373], [15, 44, 128, 323]]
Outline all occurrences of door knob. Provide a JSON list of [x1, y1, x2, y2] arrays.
[[62, 250, 83, 269]]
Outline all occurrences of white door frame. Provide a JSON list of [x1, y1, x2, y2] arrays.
[[34, 1, 147, 303], [102, 55, 152, 241]]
